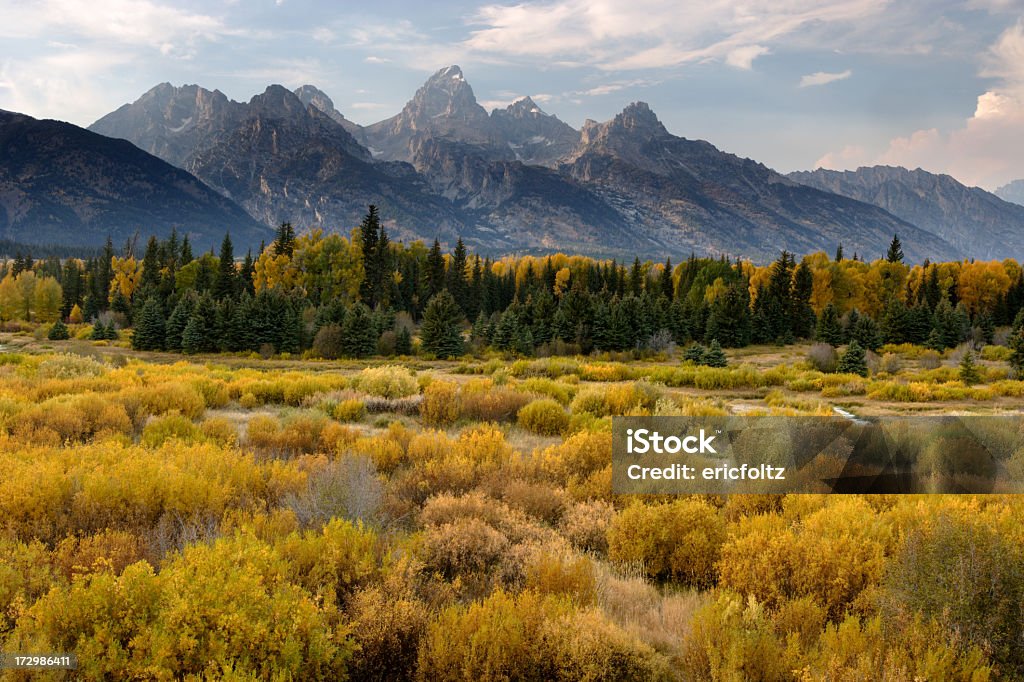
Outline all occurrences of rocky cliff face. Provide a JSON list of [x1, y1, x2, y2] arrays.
[[89, 83, 247, 167], [790, 166, 1024, 260], [0, 109, 269, 250], [182, 86, 467, 244], [293, 85, 364, 138]]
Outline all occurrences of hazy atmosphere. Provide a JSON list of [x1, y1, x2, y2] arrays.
[[2, 0, 1023, 189]]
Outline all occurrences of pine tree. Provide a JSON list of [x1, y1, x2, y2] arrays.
[[426, 239, 446, 299], [835, 243, 844, 262], [420, 290, 464, 359], [47, 318, 70, 340], [181, 315, 204, 355], [881, 297, 909, 344], [395, 326, 413, 355], [886, 234, 904, 263], [959, 349, 981, 385], [341, 303, 378, 358], [704, 282, 751, 347], [791, 262, 816, 339], [447, 237, 468, 315], [978, 313, 995, 346], [1008, 328, 1024, 379], [165, 293, 197, 351], [850, 314, 882, 351], [837, 340, 868, 377], [132, 297, 166, 351], [659, 258, 674, 299], [90, 320, 108, 340], [702, 339, 728, 367], [274, 222, 296, 257], [213, 233, 237, 300], [180, 235, 193, 265], [683, 343, 706, 364], [815, 303, 843, 346]]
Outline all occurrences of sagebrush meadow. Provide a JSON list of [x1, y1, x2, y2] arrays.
[[2, 211, 1024, 678]]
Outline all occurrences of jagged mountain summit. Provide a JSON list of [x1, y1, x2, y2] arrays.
[[996, 179, 1024, 207], [790, 166, 1024, 261], [82, 66, 977, 261], [558, 103, 956, 261], [0, 109, 269, 250]]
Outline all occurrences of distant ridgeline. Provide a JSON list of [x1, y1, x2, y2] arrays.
[[2, 207, 1023, 369]]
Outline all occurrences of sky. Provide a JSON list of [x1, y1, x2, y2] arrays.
[[1, 0, 1023, 190]]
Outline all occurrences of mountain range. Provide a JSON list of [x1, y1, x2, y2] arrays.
[[789, 166, 1024, 260], [3, 65, 1023, 261], [0, 109, 269, 251]]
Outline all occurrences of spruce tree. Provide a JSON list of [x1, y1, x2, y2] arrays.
[[165, 293, 197, 351], [683, 343, 706, 364], [1008, 328, 1024, 379], [978, 313, 995, 346], [837, 340, 868, 377], [274, 222, 296, 257], [835, 243, 844, 262], [426, 239, 446, 299], [181, 315, 204, 355], [886, 234, 904, 263], [881, 297, 909, 344], [213, 233, 237, 301], [90, 320, 108, 340], [420, 290, 464, 359], [341, 303, 378, 358], [815, 303, 843, 346], [703, 339, 728, 367], [132, 297, 166, 351], [47, 318, 70, 341], [850, 314, 882, 351], [447, 237, 468, 314], [395, 326, 413, 355], [959, 349, 981, 385], [659, 258, 674, 299]]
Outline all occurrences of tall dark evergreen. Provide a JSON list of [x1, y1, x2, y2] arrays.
[[837, 340, 868, 376], [816, 304, 844, 346], [886, 234, 904, 264], [213, 233, 237, 301], [447, 238, 469, 316], [274, 222, 296, 258], [420, 290, 464, 359], [426, 239, 446, 300], [341, 303, 378, 358], [132, 297, 166, 351]]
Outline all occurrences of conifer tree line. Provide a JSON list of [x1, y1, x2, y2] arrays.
[[4, 211, 1024, 365]]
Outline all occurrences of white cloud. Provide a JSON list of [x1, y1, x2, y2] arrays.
[[726, 45, 770, 70], [312, 27, 335, 44], [816, 21, 1024, 189], [364, 56, 392, 64], [350, 101, 390, 110], [461, 0, 888, 71], [799, 69, 852, 87]]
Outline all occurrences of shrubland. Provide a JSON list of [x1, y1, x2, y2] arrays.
[[0, 348, 1022, 680]]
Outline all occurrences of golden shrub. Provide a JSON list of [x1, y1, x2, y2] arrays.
[[558, 499, 615, 554], [140, 413, 202, 448], [538, 430, 611, 486], [517, 398, 570, 436], [461, 386, 531, 422], [420, 380, 460, 427], [355, 365, 419, 398], [608, 499, 725, 588], [333, 398, 366, 422], [199, 416, 239, 447]]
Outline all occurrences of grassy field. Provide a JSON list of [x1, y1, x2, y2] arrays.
[[1, 332, 1023, 680]]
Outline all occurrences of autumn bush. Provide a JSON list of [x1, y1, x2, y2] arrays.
[[517, 397, 570, 435], [420, 380, 460, 427], [608, 499, 726, 588], [355, 365, 419, 398]]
